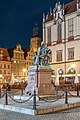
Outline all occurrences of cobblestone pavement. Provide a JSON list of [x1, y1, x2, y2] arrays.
[[0, 107, 80, 120]]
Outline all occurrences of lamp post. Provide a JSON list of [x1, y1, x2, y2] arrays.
[[36, 64, 38, 88], [64, 15, 67, 84]]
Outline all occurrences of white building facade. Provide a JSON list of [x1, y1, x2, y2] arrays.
[[43, 0, 80, 78]]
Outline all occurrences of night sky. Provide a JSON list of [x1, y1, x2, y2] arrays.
[[0, 0, 72, 48]]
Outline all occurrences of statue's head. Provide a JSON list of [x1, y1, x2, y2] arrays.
[[41, 41, 45, 46]]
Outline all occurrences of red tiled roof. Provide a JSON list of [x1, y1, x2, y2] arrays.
[[65, 0, 77, 14]]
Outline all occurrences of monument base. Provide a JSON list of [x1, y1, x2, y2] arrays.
[[38, 84, 55, 96], [25, 66, 55, 96]]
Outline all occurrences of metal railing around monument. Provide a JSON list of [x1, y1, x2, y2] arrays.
[[0, 85, 80, 110]]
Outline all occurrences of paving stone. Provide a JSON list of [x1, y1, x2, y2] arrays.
[[0, 108, 80, 120]]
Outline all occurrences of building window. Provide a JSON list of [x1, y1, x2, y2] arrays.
[[0, 70, 2, 74], [0, 64, 2, 69], [4, 64, 6, 69], [56, 50, 62, 61], [57, 23, 62, 42], [8, 65, 10, 69], [8, 70, 10, 74], [47, 26, 51, 45], [0, 55, 3, 60], [68, 19, 73, 37], [4, 70, 6, 74], [68, 48, 74, 60]]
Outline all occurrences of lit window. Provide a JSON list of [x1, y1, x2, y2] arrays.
[[4, 70, 6, 74], [14, 60, 16, 63], [4, 64, 6, 69], [8, 71, 10, 74]]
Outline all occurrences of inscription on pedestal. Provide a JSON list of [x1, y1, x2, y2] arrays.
[[28, 72, 36, 83]]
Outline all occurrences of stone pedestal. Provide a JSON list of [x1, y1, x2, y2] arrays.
[[37, 66, 55, 95], [25, 66, 55, 96]]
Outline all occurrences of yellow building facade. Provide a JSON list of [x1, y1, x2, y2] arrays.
[[10, 24, 41, 81], [0, 48, 11, 83], [11, 44, 26, 81]]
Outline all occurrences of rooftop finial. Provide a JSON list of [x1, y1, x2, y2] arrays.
[[50, 7, 52, 15], [43, 13, 45, 22]]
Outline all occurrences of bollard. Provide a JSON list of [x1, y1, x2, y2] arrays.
[[33, 89, 36, 110], [5, 84, 9, 105], [5, 91, 8, 105], [77, 85, 79, 97], [21, 88, 23, 96], [56, 86, 58, 95], [65, 88, 68, 104], [0, 86, 1, 97]]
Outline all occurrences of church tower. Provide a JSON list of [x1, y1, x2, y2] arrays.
[[30, 24, 41, 53]]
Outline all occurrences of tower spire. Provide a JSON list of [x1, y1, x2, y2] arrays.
[[33, 23, 39, 37]]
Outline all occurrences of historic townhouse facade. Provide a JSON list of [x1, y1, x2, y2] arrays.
[[43, 0, 80, 79], [0, 48, 11, 83], [11, 44, 27, 81]]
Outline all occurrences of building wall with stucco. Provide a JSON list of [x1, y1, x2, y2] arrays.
[[43, 0, 80, 79]]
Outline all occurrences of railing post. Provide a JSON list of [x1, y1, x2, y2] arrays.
[[65, 88, 68, 104], [56, 86, 58, 95], [33, 89, 36, 110], [5, 90, 8, 105], [77, 85, 79, 97], [0, 86, 1, 97], [21, 88, 23, 96], [5, 84, 10, 105]]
